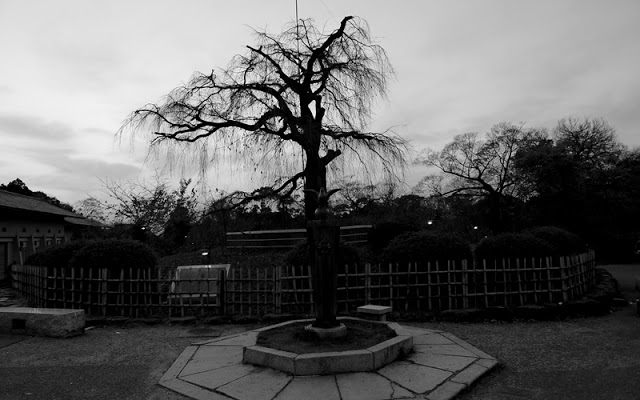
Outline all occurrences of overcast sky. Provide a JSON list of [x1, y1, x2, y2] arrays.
[[1, 0, 639, 206]]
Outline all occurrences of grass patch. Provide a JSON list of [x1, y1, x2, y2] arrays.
[[256, 319, 396, 354]]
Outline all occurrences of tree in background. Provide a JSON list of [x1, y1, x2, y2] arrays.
[[100, 176, 177, 237], [162, 179, 198, 249], [119, 16, 406, 221], [416, 122, 544, 233], [74, 197, 108, 223], [0, 178, 74, 212], [514, 117, 639, 260]]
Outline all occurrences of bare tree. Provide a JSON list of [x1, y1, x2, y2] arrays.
[[416, 122, 544, 232], [100, 177, 176, 236], [119, 16, 406, 220], [553, 117, 624, 170]]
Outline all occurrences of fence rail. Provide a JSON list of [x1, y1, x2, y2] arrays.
[[11, 251, 596, 318], [225, 225, 372, 249]]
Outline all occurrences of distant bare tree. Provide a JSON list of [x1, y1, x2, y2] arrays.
[[101, 177, 176, 236], [553, 117, 624, 170], [119, 16, 406, 220], [416, 122, 544, 232]]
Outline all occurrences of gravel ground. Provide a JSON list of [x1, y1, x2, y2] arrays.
[[0, 323, 258, 400]]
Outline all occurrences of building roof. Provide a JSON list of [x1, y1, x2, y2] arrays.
[[0, 189, 81, 218], [63, 216, 104, 227]]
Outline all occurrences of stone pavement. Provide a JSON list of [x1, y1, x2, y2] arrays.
[[160, 321, 498, 400]]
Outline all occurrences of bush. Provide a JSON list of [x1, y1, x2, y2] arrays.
[[68, 239, 158, 274], [525, 226, 585, 255], [381, 231, 472, 264], [284, 242, 363, 266], [25, 240, 92, 268], [475, 233, 555, 260], [368, 222, 418, 254]]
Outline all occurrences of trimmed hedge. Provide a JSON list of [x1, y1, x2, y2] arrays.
[[24, 240, 91, 269], [475, 233, 555, 259], [526, 226, 585, 255], [368, 222, 418, 254], [68, 239, 158, 272], [381, 231, 472, 264]]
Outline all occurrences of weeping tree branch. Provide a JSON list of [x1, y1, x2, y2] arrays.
[[118, 16, 407, 220]]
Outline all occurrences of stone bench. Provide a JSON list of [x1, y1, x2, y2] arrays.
[[357, 305, 392, 321], [0, 307, 85, 338]]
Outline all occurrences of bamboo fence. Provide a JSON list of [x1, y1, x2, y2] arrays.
[[11, 251, 596, 318]]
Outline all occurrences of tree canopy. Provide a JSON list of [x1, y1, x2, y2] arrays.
[[415, 122, 543, 232], [119, 16, 407, 220]]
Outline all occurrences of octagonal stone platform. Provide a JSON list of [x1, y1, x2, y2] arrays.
[[160, 317, 498, 400], [244, 318, 412, 375]]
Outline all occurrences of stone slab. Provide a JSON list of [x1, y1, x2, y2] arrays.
[[450, 362, 490, 385], [275, 375, 341, 400], [476, 358, 499, 369], [412, 333, 455, 345], [408, 352, 475, 372], [179, 345, 243, 377], [336, 372, 408, 400], [0, 307, 84, 338], [160, 345, 198, 383], [200, 331, 258, 346], [181, 363, 257, 390], [161, 378, 231, 400], [244, 345, 296, 374], [369, 335, 413, 370], [358, 305, 392, 320], [441, 332, 496, 359], [425, 381, 467, 400], [357, 305, 392, 315], [413, 344, 478, 358], [295, 350, 373, 375], [217, 368, 291, 400], [393, 325, 444, 336], [379, 361, 452, 394]]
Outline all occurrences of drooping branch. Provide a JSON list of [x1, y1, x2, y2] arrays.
[[119, 16, 406, 221]]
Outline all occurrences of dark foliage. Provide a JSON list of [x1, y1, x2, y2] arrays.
[[68, 239, 158, 271], [381, 231, 472, 263], [284, 242, 364, 267], [368, 222, 418, 254], [25, 241, 91, 268], [475, 233, 555, 259], [525, 226, 585, 255]]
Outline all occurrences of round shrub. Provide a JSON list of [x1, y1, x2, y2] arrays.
[[525, 226, 585, 255], [475, 233, 555, 260], [368, 222, 418, 254], [381, 231, 472, 264], [68, 239, 158, 272], [25, 240, 91, 268]]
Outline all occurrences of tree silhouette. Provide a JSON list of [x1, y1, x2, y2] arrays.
[[119, 16, 406, 220], [416, 122, 544, 233]]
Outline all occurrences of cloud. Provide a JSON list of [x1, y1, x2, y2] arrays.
[[0, 114, 75, 143]]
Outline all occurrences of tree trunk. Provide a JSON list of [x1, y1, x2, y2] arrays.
[[488, 193, 504, 233], [304, 151, 326, 221]]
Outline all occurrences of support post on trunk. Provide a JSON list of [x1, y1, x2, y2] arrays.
[[305, 188, 346, 339]]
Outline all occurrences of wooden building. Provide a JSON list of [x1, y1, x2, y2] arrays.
[[0, 189, 100, 281]]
